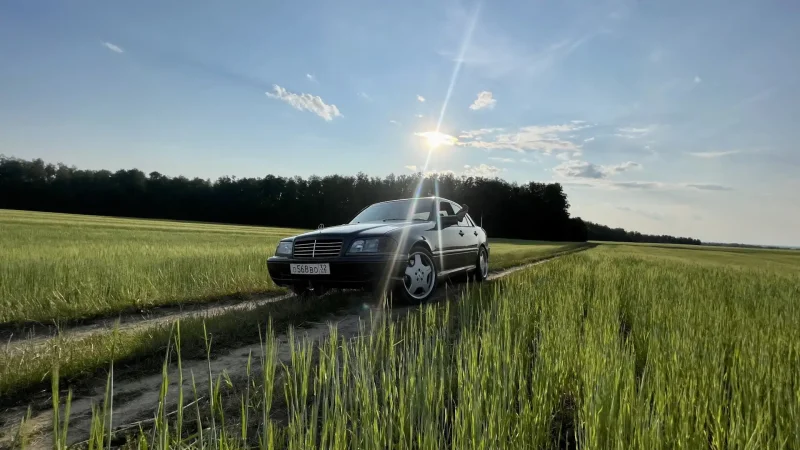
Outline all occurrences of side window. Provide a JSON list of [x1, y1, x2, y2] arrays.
[[438, 201, 455, 217], [464, 213, 476, 227], [450, 202, 471, 227]]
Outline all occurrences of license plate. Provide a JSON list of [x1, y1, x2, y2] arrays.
[[290, 263, 330, 275]]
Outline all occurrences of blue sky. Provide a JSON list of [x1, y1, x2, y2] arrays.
[[1, 0, 799, 246]]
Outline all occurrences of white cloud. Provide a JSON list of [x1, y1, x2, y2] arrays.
[[584, 137, 595, 142], [488, 156, 514, 163], [463, 164, 503, 178], [553, 160, 605, 179], [458, 128, 504, 139], [615, 125, 657, 139], [457, 123, 588, 154], [520, 158, 535, 163], [694, 75, 702, 84], [417, 95, 426, 102], [562, 179, 732, 191], [358, 91, 372, 101], [102, 42, 124, 53], [604, 161, 642, 176], [415, 114, 424, 118], [265, 85, 342, 121], [405, 165, 418, 172], [389, 120, 400, 125], [618, 126, 655, 134], [469, 91, 496, 110], [687, 150, 740, 158], [683, 183, 732, 191], [571, 120, 586, 124], [553, 159, 641, 179]]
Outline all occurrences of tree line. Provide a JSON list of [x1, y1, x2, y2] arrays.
[[585, 221, 702, 245], [0, 155, 701, 245]]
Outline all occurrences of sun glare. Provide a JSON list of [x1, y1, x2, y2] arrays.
[[416, 131, 458, 149]]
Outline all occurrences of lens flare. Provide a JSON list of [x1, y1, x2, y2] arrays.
[[378, 2, 482, 300], [415, 131, 458, 150], [436, 3, 481, 132]]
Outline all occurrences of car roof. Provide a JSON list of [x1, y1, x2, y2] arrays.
[[351, 197, 466, 220], [373, 196, 457, 205]]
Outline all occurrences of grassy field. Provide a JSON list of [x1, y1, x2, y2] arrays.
[[0, 211, 582, 399], [599, 242, 800, 272], [0, 210, 305, 324], [487, 239, 586, 270], [8, 242, 798, 449], [0, 210, 580, 326]]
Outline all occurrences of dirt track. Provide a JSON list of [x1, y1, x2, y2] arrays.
[[1, 292, 294, 347], [0, 247, 588, 449], [1, 246, 585, 347], [0, 292, 294, 345]]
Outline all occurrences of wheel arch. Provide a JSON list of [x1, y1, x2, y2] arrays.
[[394, 232, 433, 253], [404, 237, 442, 272], [409, 238, 433, 253]]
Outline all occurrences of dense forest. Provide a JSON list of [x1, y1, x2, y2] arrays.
[[0, 156, 701, 244]]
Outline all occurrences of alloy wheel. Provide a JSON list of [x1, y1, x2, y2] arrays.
[[403, 251, 436, 300], [479, 249, 489, 278]]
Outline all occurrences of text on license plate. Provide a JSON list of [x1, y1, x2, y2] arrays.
[[290, 263, 331, 275]]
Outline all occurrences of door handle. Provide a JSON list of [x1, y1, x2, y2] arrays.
[[474, 230, 478, 236], [459, 230, 465, 236]]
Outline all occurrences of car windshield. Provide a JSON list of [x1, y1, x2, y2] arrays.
[[350, 199, 433, 223]]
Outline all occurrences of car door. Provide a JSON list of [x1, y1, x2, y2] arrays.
[[435, 200, 463, 273], [449, 201, 479, 268]]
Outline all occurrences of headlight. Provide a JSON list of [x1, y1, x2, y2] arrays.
[[347, 237, 396, 254], [275, 241, 293, 256]]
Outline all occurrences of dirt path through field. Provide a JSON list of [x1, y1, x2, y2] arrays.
[[2, 245, 587, 347], [0, 293, 293, 345], [0, 247, 588, 449]]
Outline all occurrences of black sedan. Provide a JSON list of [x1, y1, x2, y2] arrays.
[[266, 196, 490, 303]]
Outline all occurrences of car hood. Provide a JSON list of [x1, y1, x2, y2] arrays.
[[291, 221, 429, 240]]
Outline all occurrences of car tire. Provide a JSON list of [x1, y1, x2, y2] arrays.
[[397, 246, 438, 304], [474, 246, 489, 283]]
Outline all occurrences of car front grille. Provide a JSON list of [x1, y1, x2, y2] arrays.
[[292, 239, 343, 258]]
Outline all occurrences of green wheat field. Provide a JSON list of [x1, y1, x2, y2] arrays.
[[0, 209, 577, 325], [1, 209, 799, 449], [0, 209, 582, 401], [0, 210, 304, 324]]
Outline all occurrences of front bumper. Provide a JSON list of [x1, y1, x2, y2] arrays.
[[267, 254, 408, 289]]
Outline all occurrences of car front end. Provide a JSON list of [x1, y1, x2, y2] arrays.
[[266, 235, 410, 291]]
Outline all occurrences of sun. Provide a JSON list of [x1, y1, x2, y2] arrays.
[[415, 131, 458, 149]]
